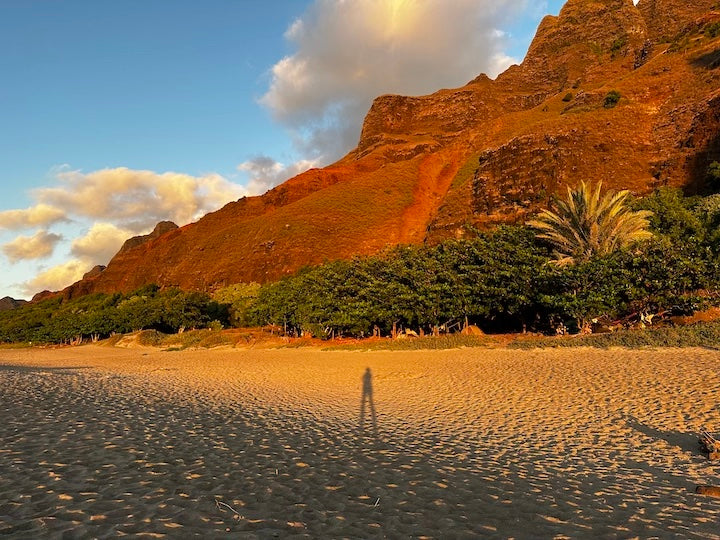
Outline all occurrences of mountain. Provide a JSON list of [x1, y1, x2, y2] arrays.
[[60, 0, 720, 299], [0, 297, 28, 311]]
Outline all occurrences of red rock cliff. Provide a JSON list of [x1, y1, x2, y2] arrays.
[[60, 0, 720, 298]]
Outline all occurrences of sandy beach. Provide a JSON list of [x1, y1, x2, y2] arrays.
[[1, 345, 719, 538]]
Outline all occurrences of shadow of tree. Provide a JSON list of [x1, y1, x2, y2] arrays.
[[626, 418, 701, 455]]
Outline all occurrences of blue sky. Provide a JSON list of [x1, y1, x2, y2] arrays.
[[0, 0, 565, 299], [0, 1, 303, 194]]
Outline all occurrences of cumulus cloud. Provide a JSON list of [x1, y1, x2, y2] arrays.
[[9, 223, 135, 298], [34, 167, 248, 232], [237, 156, 319, 195], [2, 230, 63, 263], [19, 259, 88, 297], [0, 203, 68, 230], [1, 166, 255, 298], [261, 0, 529, 162], [70, 222, 135, 264]]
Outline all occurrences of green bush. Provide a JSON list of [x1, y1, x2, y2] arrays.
[[706, 22, 720, 39], [137, 329, 165, 346], [604, 90, 621, 108], [212, 283, 260, 326], [707, 161, 720, 191], [610, 36, 627, 56], [249, 226, 549, 336]]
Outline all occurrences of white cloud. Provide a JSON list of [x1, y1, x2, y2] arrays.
[[261, 0, 528, 163], [70, 222, 135, 264], [34, 167, 248, 232], [237, 156, 319, 194], [1, 166, 254, 298], [19, 259, 88, 297], [0, 204, 68, 230], [10, 223, 135, 298], [2, 230, 63, 262]]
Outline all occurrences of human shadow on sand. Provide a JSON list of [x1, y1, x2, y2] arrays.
[[358, 367, 378, 437]]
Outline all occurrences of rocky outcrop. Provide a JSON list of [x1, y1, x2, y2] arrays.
[[637, 0, 719, 43], [82, 265, 106, 280], [57, 0, 720, 298], [116, 221, 178, 256], [506, 0, 648, 89], [0, 296, 28, 311]]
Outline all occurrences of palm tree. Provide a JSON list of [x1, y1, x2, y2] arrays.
[[528, 181, 653, 264]]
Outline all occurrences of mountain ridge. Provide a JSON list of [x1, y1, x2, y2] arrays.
[[47, 0, 720, 301]]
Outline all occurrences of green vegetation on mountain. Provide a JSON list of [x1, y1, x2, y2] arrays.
[[603, 90, 621, 109], [3, 187, 720, 345]]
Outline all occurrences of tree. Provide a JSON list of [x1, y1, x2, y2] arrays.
[[212, 283, 260, 327], [632, 187, 702, 241], [528, 181, 653, 264]]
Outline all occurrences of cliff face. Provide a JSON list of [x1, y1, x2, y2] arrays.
[[61, 0, 720, 298], [638, 0, 719, 42]]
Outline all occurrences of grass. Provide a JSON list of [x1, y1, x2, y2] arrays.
[[323, 334, 494, 351], [0, 342, 33, 349], [103, 334, 124, 347], [277, 338, 323, 349], [449, 152, 484, 191], [161, 329, 234, 350], [509, 321, 720, 349], [10, 321, 720, 352], [137, 330, 166, 347], [706, 21, 720, 39]]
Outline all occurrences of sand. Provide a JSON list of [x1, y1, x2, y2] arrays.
[[1, 345, 719, 538]]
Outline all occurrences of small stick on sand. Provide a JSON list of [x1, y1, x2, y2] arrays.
[[215, 499, 241, 515], [373, 498, 380, 508]]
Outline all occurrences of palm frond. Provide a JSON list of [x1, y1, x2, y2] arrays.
[[527, 182, 653, 264]]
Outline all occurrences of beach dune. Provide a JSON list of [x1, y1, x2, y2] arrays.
[[1, 345, 719, 538]]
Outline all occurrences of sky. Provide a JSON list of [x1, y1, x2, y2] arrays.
[[0, 0, 566, 300]]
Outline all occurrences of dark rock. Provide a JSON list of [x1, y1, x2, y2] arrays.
[[0, 296, 28, 311], [117, 221, 179, 255]]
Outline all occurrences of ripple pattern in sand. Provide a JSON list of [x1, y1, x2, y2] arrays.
[[0, 346, 719, 538]]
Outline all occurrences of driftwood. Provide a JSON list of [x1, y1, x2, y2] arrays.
[[699, 429, 720, 461], [696, 485, 720, 498]]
